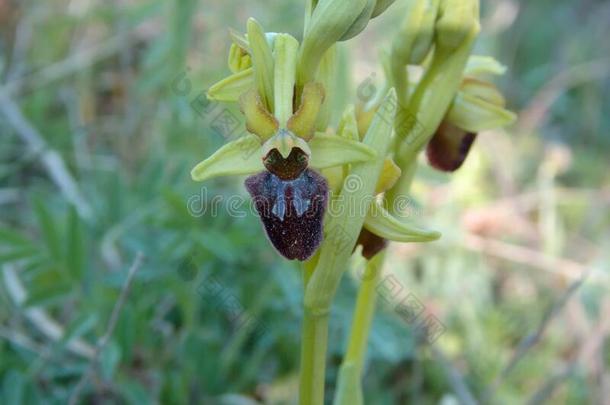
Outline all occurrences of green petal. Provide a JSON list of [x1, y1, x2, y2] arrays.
[[247, 18, 275, 112], [286, 82, 325, 141], [191, 135, 263, 182], [207, 68, 254, 102], [365, 200, 440, 242], [239, 88, 279, 140], [447, 92, 516, 133], [308, 133, 377, 169]]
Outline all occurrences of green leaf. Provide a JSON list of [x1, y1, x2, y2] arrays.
[[305, 89, 397, 310], [23, 279, 73, 308], [33, 198, 61, 261], [62, 313, 98, 344], [364, 200, 440, 242], [101, 341, 122, 380], [0, 246, 40, 263], [207, 68, 254, 102], [308, 133, 377, 169], [0, 227, 32, 247], [190, 135, 263, 182], [66, 207, 85, 280], [2, 370, 25, 405]]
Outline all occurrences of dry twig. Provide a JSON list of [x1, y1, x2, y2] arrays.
[[68, 252, 144, 405]]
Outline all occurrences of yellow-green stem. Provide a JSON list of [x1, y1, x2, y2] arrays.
[[299, 311, 329, 405], [299, 253, 324, 405], [333, 253, 385, 405], [344, 252, 385, 374]]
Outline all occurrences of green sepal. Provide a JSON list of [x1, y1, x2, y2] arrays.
[[465, 55, 506, 77], [190, 135, 263, 182], [207, 68, 254, 102], [309, 133, 377, 169], [247, 18, 275, 112], [273, 34, 299, 125], [364, 200, 440, 242], [229, 28, 249, 51], [447, 91, 516, 133]]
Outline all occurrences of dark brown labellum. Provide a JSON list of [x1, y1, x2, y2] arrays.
[[426, 121, 477, 172], [355, 227, 388, 259], [245, 168, 328, 261], [263, 147, 309, 180]]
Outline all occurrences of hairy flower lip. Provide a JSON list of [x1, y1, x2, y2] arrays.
[[245, 168, 328, 261]]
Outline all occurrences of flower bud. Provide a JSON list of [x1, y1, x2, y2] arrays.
[[371, 0, 397, 18], [426, 65, 515, 172], [299, 0, 369, 83], [391, 0, 438, 66], [446, 78, 515, 133], [426, 120, 476, 172], [338, 0, 376, 41], [435, 0, 479, 51]]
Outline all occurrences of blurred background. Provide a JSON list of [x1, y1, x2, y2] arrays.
[[0, 0, 609, 404]]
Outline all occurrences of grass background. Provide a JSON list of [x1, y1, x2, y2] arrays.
[[0, 0, 609, 403]]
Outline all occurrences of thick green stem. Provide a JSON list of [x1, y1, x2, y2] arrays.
[[299, 253, 324, 405], [299, 311, 329, 405]]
